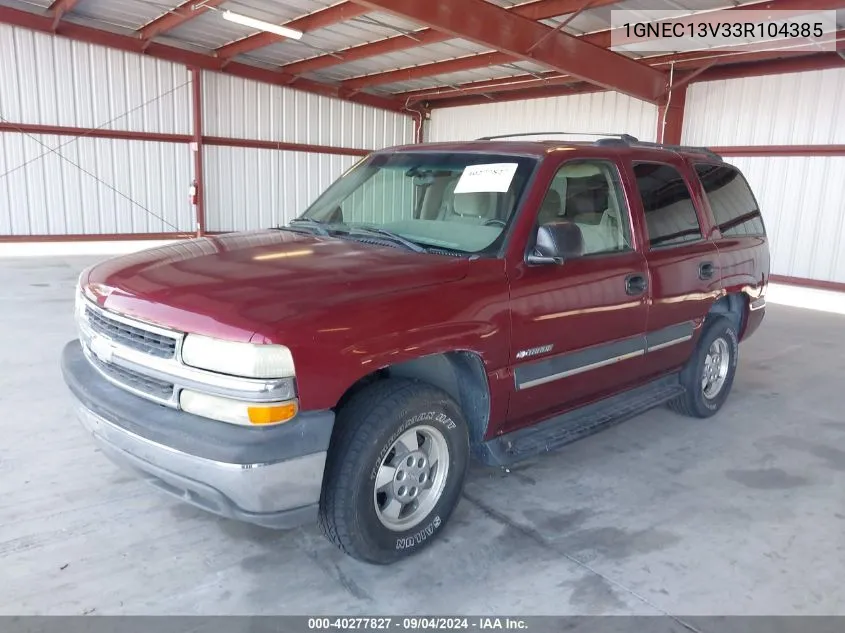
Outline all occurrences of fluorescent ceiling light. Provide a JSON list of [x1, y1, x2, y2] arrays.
[[221, 11, 303, 40]]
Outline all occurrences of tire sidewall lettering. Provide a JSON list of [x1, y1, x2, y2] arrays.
[[726, 328, 739, 369], [369, 408, 457, 483], [395, 515, 442, 550]]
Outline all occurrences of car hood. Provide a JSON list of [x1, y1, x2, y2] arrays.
[[84, 230, 470, 342]]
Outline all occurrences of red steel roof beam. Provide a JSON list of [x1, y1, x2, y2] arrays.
[[402, 28, 844, 104], [280, 0, 620, 77], [346, 0, 666, 102], [398, 72, 570, 101], [360, 51, 516, 89], [215, 2, 368, 60], [430, 82, 602, 108], [419, 49, 843, 107], [47, 0, 77, 31], [0, 6, 405, 113], [138, 0, 228, 42], [692, 51, 845, 82], [351, 0, 844, 94], [649, 29, 845, 71]]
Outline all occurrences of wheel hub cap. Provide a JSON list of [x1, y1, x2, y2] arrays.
[[373, 425, 450, 532], [392, 450, 429, 501], [702, 337, 730, 399]]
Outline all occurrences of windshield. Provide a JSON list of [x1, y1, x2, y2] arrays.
[[298, 152, 537, 255]]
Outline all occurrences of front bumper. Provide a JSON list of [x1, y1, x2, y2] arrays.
[[62, 340, 335, 529]]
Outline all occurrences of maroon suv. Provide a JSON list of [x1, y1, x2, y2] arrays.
[[62, 134, 769, 564]]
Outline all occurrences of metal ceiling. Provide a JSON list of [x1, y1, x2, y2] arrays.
[[0, 0, 841, 112]]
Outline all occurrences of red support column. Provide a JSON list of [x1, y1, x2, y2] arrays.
[[656, 84, 687, 145], [191, 67, 206, 237]]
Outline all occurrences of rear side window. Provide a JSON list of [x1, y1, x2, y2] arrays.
[[694, 163, 766, 236], [633, 163, 702, 248]]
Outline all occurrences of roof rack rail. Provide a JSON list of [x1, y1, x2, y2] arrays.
[[593, 137, 722, 159], [476, 132, 639, 142], [473, 132, 722, 159]]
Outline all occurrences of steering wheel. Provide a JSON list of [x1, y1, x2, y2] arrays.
[[484, 219, 506, 227]]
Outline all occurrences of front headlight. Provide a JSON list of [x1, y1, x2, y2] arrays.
[[181, 334, 295, 378]]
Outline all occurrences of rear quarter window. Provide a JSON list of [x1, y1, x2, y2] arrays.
[[694, 163, 766, 237], [632, 162, 703, 248]]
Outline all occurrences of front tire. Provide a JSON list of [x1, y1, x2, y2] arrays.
[[319, 378, 469, 564], [668, 316, 739, 418]]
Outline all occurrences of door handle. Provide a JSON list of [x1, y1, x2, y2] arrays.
[[625, 273, 648, 296], [699, 261, 717, 280]]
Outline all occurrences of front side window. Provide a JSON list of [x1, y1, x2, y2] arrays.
[[633, 163, 702, 248], [536, 160, 633, 255], [300, 152, 537, 255], [694, 163, 766, 236]]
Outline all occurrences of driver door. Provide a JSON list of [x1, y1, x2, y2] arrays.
[[504, 158, 649, 433]]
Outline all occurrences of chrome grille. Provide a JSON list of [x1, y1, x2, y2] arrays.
[[88, 352, 175, 401], [84, 306, 177, 359]]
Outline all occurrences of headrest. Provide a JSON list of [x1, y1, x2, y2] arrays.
[[566, 191, 595, 216]]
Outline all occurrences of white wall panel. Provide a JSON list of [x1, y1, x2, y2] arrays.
[[202, 73, 413, 150], [203, 146, 357, 232], [728, 156, 845, 284], [683, 69, 845, 146], [0, 24, 192, 134], [427, 92, 659, 142], [0, 133, 193, 235]]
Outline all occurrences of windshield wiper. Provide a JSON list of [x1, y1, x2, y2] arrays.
[[285, 218, 329, 236], [346, 226, 427, 253]]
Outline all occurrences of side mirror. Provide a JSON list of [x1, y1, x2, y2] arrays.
[[526, 221, 584, 266]]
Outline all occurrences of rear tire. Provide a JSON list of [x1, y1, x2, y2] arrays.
[[319, 378, 469, 564], [668, 316, 739, 418]]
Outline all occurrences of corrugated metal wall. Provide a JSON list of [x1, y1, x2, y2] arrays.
[[0, 24, 413, 238], [0, 134, 193, 235], [427, 92, 659, 142], [683, 69, 845, 146], [202, 73, 412, 151], [204, 147, 358, 232], [0, 24, 194, 236], [684, 69, 845, 284], [0, 25, 192, 134], [201, 72, 413, 231], [727, 156, 845, 284], [204, 148, 417, 232]]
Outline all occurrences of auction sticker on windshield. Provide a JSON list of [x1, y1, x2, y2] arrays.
[[454, 163, 518, 193]]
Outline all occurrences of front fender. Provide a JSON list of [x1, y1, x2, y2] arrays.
[[283, 260, 511, 411]]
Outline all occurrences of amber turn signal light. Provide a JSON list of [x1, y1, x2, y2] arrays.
[[247, 401, 298, 425]]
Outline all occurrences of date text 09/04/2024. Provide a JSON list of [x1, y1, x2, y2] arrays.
[[307, 618, 528, 630]]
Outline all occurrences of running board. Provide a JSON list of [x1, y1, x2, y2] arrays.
[[477, 374, 685, 467]]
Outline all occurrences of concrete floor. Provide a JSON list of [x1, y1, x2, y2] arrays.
[[2, 255, 845, 617]]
